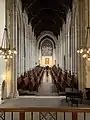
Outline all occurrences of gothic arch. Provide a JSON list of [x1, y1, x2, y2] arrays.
[[40, 38, 54, 49], [38, 37, 56, 49], [37, 31, 57, 49]]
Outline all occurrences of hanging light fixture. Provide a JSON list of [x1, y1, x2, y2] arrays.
[[0, 26, 17, 61], [77, 0, 90, 60]]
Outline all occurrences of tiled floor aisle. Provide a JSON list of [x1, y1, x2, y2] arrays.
[[36, 70, 58, 96]]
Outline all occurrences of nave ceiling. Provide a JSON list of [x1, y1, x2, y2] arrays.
[[21, 0, 73, 38]]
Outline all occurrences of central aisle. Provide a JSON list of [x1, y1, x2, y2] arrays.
[[36, 70, 58, 96]]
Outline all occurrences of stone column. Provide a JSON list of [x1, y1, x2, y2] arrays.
[[72, 11, 75, 73], [36, 41, 37, 66], [60, 32, 62, 68], [18, 15, 21, 76], [67, 32, 70, 71], [19, 18, 22, 74], [79, 0, 85, 91], [58, 35, 60, 66], [28, 31, 30, 69], [53, 48, 55, 65], [6, 0, 19, 98], [70, 12, 74, 73], [29, 24, 32, 69], [21, 17, 24, 74], [25, 23, 28, 71], [58, 35, 61, 66], [56, 42, 59, 65], [85, 0, 90, 89], [62, 30, 64, 70], [27, 27, 30, 70], [0, 0, 6, 102], [74, 14, 77, 73], [33, 33, 36, 67], [32, 32, 34, 67], [34, 37, 37, 65], [63, 24, 66, 70], [66, 11, 71, 71], [13, 0, 19, 97], [74, 0, 86, 91], [31, 31, 33, 68], [65, 23, 68, 70]]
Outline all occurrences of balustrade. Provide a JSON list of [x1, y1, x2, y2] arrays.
[[0, 107, 89, 120]]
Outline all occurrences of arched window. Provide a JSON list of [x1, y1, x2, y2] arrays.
[[41, 39, 53, 56]]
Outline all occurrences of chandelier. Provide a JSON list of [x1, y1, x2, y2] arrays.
[[77, 0, 90, 60], [0, 26, 17, 62]]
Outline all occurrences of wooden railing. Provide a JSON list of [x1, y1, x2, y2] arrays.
[[0, 107, 90, 120]]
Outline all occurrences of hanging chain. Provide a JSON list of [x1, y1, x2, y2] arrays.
[[88, 0, 89, 27], [1, 27, 10, 49], [86, 0, 90, 45]]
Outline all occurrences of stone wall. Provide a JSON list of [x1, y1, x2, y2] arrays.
[[58, 0, 87, 92], [4, 0, 37, 98]]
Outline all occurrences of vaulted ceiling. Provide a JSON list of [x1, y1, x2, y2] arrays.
[[21, 0, 73, 38]]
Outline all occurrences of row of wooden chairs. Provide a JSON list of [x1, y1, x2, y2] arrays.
[[17, 66, 44, 95], [51, 65, 78, 92]]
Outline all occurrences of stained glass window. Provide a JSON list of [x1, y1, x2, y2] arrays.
[[41, 40, 53, 56]]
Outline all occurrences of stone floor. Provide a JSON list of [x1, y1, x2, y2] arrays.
[[0, 70, 90, 108], [0, 71, 90, 120], [36, 70, 58, 96], [0, 97, 90, 120]]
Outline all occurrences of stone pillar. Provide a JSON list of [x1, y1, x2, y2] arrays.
[[0, 0, 5, 102], [35, 40, 38, 64], [56, 42, 59, 65], [53, 48, 56, 65], [67, 32, 70, 71], [31, 32, 33, 68], [59, 35, 62, 67], [58, 35, 60, 66], [66, 11, 71, 71], [28, 31, 30, 69], [62, 31, 64, 70], [65, 23, 68, 70], [21, 17, 24, 74], [13, 0, 19, 97], [70, 13, 74, 73], [32, 32, 34, 67], [18, 14, 21, 76], [34, 37, 37, 66], [79, 0, 85, 91], [85, 0, 90, 89], [39, 48, 42, 65], [6, 0, 19, 98], [74, 14, 77, 73], [27, 29, 30, 70], [62, 24, 66, 70], [32, 33, 36, 67], [29, 24, 32, 69], [25, 23, 28, 71]]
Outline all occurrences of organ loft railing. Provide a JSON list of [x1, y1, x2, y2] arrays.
[[0, 107, 89, 120]]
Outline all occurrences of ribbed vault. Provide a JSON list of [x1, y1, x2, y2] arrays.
[[21, 0, 73, 38]]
